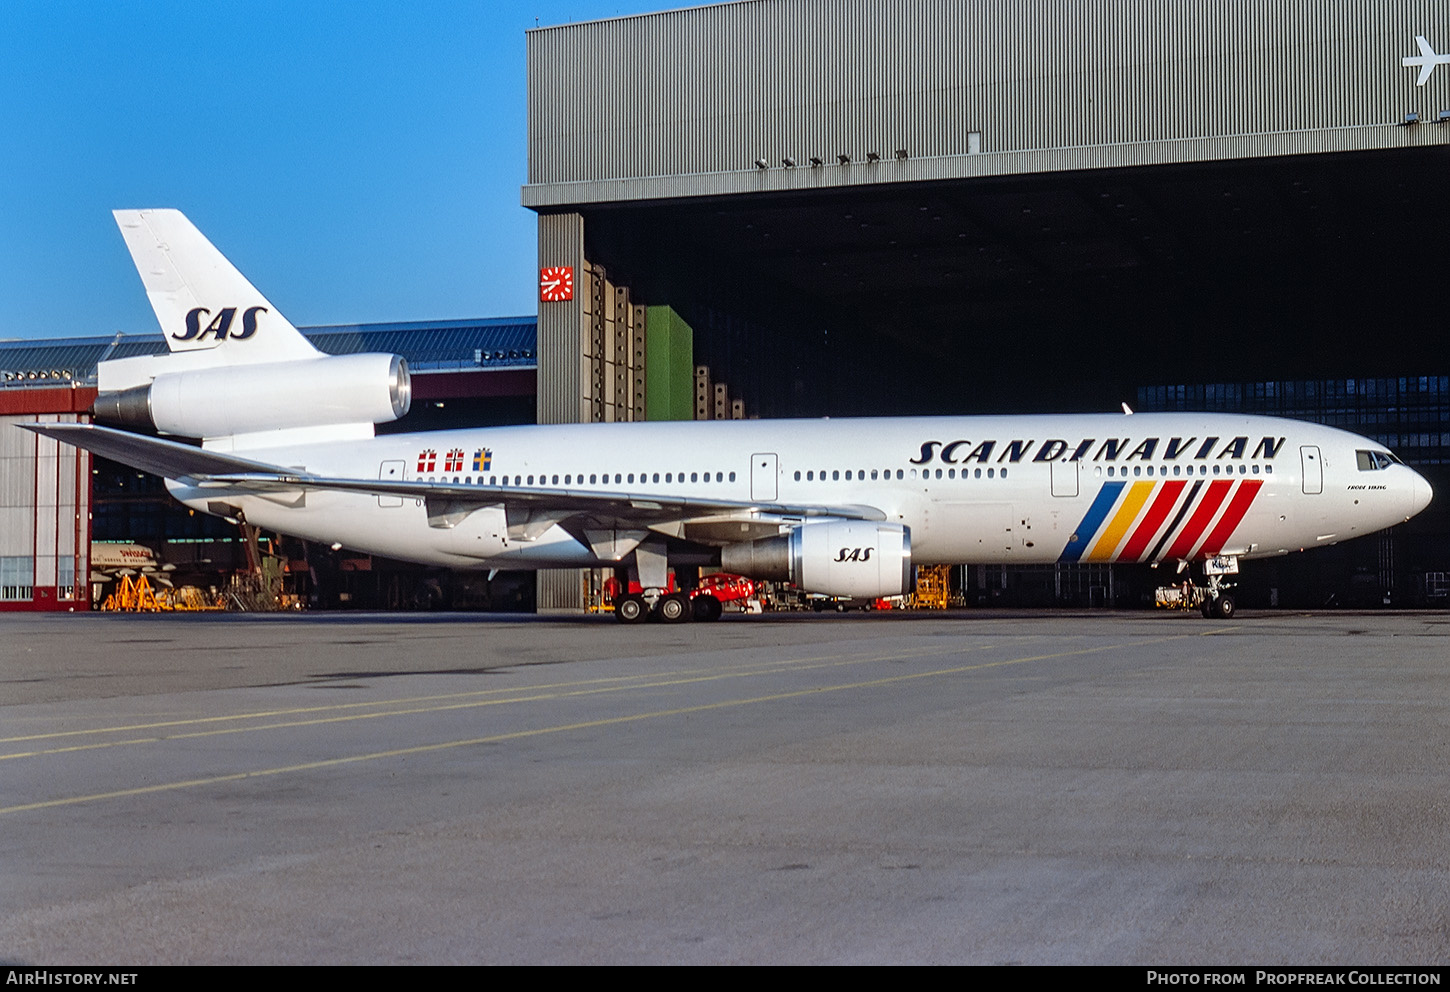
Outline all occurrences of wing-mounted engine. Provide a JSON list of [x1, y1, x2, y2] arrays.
[[721, 520, 913, 598], [94, 353, 411, 440]]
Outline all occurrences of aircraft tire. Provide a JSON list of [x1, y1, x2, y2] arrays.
[[1214, 594, 1236, 619], [691, 594, 723, 622], [615, 594, 648, 624], [657, 594, 690, 623]]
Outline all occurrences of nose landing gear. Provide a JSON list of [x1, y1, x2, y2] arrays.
[[1156, 556, 1239, 619], [1201, 587, 1236, 619], [1200, 555, 1239, 619]]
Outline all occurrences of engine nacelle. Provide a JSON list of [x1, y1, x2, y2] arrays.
[[721, 521, 913, 599], [95, 353, 410, 439]]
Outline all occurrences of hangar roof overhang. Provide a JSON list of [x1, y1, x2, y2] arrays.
[[0, 318, 539, 415], [0, 317, 538, 387], [523, 125, 1450, 211]]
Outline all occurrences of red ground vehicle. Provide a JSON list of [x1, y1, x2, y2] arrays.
[[604, 572, 755, 622], [692, 573, 756, 604]]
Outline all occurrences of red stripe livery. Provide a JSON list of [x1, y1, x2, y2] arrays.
[[1198, 480, 1264, 557]]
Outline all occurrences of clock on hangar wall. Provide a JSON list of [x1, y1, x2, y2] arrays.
[[540, 266, 574, 302]]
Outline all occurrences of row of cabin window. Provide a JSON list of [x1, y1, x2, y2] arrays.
[[1094, 463, 1273, 478], [423, 471, 738, 487], [420, 463, 1274, 488], [790, 463, 1271, 482], [793, 467, 1010, 481]]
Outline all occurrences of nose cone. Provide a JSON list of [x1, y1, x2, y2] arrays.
[[1410, 470, 1434, 519]]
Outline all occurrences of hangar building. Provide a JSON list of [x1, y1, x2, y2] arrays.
[[0, 320, 536, 611], [524, 0, 1450, 609]]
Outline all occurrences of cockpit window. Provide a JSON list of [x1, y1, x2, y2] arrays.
[[1356, 450, 1396, 471]]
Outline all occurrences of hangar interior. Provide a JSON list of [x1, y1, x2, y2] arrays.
[[583, 149, 1450, 417], [524, 0, 1450, 610]]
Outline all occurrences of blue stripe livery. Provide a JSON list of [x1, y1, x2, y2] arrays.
[[1059, 482, 1124, 562]]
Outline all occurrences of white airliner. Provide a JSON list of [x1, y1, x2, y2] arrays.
[[24, 210, 1433, 621]]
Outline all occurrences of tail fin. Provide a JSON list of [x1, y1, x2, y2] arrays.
[[113, 209, 320, 364]]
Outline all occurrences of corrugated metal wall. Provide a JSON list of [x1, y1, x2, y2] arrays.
[[0, 414, 89, 611], [535, 213, 654, 610], [526, 0, 1450, 204], [536, 213, 588, 425]]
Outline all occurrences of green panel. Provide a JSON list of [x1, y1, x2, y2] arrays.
[[644, 305, 694, 421]]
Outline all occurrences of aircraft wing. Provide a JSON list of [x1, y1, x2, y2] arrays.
[[19, 423, 887, 531], [20, 422, 294, 481]]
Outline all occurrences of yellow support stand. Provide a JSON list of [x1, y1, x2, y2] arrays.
[[911, 564, 951, 610], [101, 574, 170, 612], [99, 575, 225, 612]]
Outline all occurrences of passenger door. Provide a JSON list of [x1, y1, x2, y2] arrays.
[[1050, 459, 1078, 497], [1300, 445, 1322, 495], [751, 452, 778, 501]]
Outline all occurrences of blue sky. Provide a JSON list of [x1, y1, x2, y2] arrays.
[[0, 1, 668, 341]]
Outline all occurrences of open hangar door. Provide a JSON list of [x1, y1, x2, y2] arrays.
[[526, 1, 1450, 610], [577, 144, 1450, 607], [584, 144, 1450, 419]]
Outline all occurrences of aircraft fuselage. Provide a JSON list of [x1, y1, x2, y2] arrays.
[[167, 412, 1432, 571]]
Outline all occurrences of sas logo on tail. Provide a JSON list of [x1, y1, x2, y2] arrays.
[[175, 306, 266, 341]]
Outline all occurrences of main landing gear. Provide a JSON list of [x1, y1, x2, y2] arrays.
[[611, 546, 725, 624], [614, 590, 722, 624]]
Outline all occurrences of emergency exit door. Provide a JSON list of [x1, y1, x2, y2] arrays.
[[378, 460, 405, 507]]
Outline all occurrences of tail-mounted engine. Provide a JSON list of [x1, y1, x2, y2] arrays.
[[94, 353, 411, 439], [721, 520, 913, 599]]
